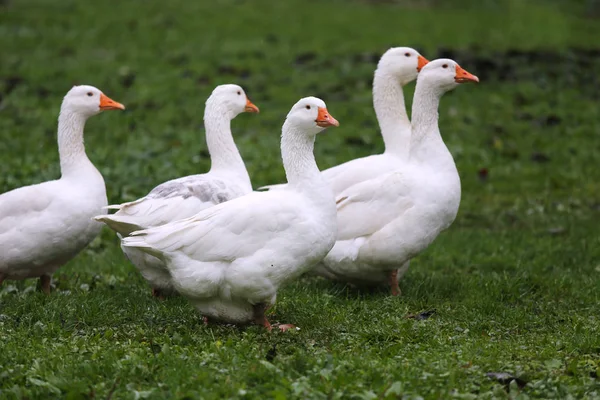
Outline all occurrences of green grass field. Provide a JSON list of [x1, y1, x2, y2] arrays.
[[1, 0, 600, 398]]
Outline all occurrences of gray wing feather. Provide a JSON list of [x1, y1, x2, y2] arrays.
[[148, 176, 235, 205]]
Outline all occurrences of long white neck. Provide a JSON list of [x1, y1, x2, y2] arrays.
[[281, 121, 325, 192], [409, 81, 455, 172], [373, 69, 411, 158], [203, 100, 248, 182], [57, 108, 94, 177]]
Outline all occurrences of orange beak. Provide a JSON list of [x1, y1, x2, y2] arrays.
[[99, 93, 125, 110], [454, 65, 479, 83], [316, 107, 339, 128], [417, 55, 429, 72], [245, 98, 260, 113]]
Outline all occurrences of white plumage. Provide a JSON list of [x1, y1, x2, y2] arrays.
[[0, 85, 124, 292], [261, 47, 429, 284], [95, 84, 258, 296], [262, 47, 428, 195], [319, 59, 479, 294], [122, 97, 339, 329]]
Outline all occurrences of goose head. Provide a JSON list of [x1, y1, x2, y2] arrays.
[[418, 58, 479, 92], [377, 47, 429, 85], [62, 85, 125, 117], [286, 97, 339, 136], [208, 84, 259, 118]]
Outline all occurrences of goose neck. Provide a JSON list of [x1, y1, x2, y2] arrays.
[[280, 121, 322, 189], [372, 70, 411, 157], [57, 108, 93, 177], [409, 82, 453, 169], [203, 101, 247, 177]]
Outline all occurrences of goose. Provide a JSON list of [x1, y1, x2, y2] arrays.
[[319, 59, 479, 295], [121, 97, 339, 330], [261, 47, 428, 195], [261, 47, 427, 282], [95, 84, 259, 297], [0, 85, 125, 293]]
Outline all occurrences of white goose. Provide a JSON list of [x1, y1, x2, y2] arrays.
[[95, 84, 259, 297], [262, 47, 428, 195], [319, 59, 479, 295], [261, 48, 427, 282], [0, 85, 125, 293], [122, 97, 339, 330]]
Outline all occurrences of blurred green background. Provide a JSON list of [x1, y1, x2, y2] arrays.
[[1, 0, 600, 399]]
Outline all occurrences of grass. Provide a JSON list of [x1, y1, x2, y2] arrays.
[[1, 0, 600, 398]]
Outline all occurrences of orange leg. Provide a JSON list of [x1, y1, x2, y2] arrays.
[[389, 270, 400, 296], [253, 303, 273, 331], [40, 275, 52, 295], [253, 304, 297, 332]]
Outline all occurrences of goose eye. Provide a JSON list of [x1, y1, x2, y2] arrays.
[[405, 52, 410, 57], [306, 105, 311, 110], [237, 91, 241, 95], [87, 92, 93, 97], [442, 64, 448, 69]]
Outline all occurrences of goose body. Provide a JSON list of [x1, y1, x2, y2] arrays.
[[95, 84, 258, 296], [123, 97, 339, 328], [320, 59, 479, 293], [0, 85, 124, 292]]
